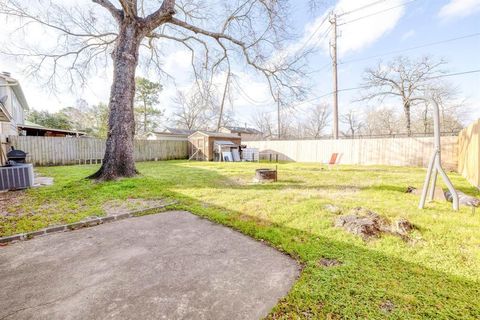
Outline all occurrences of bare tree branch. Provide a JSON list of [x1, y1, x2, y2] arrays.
[[358, 56, 448, 136], [92, 0, 122, 22]]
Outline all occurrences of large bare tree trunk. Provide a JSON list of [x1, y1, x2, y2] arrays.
[[403, 100, 412, 137], [89, 22, 141, 180]]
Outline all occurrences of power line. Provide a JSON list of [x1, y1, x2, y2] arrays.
[[337, 0, 390, 17], [427, 69, 480, 80], [281, 69, 480, 111], [295, 14, 331, 54], [339, 32, 480, 65], [338, 0, 418, 26], [231, 75, 271, 105], [310, 62, 331, 74], [259, 69, 480, 117], [334, 69, 480, 94], [316, 25, 333, 44]]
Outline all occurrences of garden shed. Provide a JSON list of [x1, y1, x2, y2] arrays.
[[188, 131, 242, 161]]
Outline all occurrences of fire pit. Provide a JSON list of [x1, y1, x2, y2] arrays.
[[255, 168, 277, 182]]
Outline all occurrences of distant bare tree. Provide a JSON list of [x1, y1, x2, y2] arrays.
[[171, 90, 205, 130], [252, 111, 275, 139], [429, 83, 467, 133], [413, 103, 434, 134], [303, 103, 330, 138], [410, 82, 467, 134], [363, 107, 399, 136], [341, 109, 363, 138], [0, 0, 311, 179], [278, 108, 298, 139], [359, 56, 447, 136], [171, 83, 235, 131]]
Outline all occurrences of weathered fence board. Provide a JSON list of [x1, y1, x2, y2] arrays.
[[245, 136, 458, 169], [458, 120, 480, 188], [7, 136, 188, 166], [4, 135, 460, 170]]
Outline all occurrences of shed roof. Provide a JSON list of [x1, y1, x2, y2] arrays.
[[189, 131, 241, 139], [164, 127, 196, 135], [221, 126, 263, 135]]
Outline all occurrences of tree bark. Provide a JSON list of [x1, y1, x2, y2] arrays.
[[89, 22, 141, 180], [403, 100, 412, 137]]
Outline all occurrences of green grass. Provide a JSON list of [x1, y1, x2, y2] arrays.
[[2, 161, 480, 319]]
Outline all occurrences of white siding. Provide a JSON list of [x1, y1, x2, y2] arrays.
[[0, 78, 23, 136]]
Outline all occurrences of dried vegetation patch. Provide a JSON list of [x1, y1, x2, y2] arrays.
[[102, 198, 169, 216]]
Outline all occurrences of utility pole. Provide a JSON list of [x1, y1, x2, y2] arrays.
[[216, 71, 230, 131], [329, 12, 339, 139], [277, 90, 281, 139]]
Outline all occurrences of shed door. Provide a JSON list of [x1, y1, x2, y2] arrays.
[[197, 138, 203, 160]]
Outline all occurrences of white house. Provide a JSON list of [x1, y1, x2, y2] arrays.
[[0, 72, 29, 162], [0, 71, 28, 136], [219, 126, 263, 140], [0, 72, 83, 139]]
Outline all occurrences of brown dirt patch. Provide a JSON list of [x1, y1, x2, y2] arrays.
[[102, 198, 169, 216], [379, 300, 395, 313], [0, 190, 26, 217], [318, 258, 343, 267], [237, 213, 272, 227]]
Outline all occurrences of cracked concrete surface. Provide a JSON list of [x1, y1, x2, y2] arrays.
[[0, 211, 299, 320]]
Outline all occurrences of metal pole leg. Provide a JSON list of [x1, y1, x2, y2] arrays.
[[428, 169, 438, 201], [419, 151, 437, 209], [435, 158, 459, 211]]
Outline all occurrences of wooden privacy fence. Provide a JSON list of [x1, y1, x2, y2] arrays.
[[458, 120, 480, 188], [245, 136, 458, 169], [7, 136, 188, 166]]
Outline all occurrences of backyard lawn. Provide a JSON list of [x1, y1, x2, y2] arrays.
[[1, 161, 480, 319]]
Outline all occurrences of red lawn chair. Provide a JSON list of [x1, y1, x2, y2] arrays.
[[328, 153, 339, 169]]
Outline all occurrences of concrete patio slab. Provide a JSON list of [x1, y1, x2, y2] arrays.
[[0, 211, 299, 320]]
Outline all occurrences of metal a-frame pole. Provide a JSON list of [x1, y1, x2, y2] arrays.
[[418, 97, 459, 210]]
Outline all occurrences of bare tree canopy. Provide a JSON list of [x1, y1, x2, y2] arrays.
[[251, 110, 275, 139], [171, 90, 205, 130], [303, 103, 330, 138], [0, 0, 310, 180], [359, 56, 448, 136], [341, 109, 362, 138], [362, 107, 400, 136]]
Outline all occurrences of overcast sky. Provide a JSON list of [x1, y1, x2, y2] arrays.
[[0, 0, 479, 129]]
